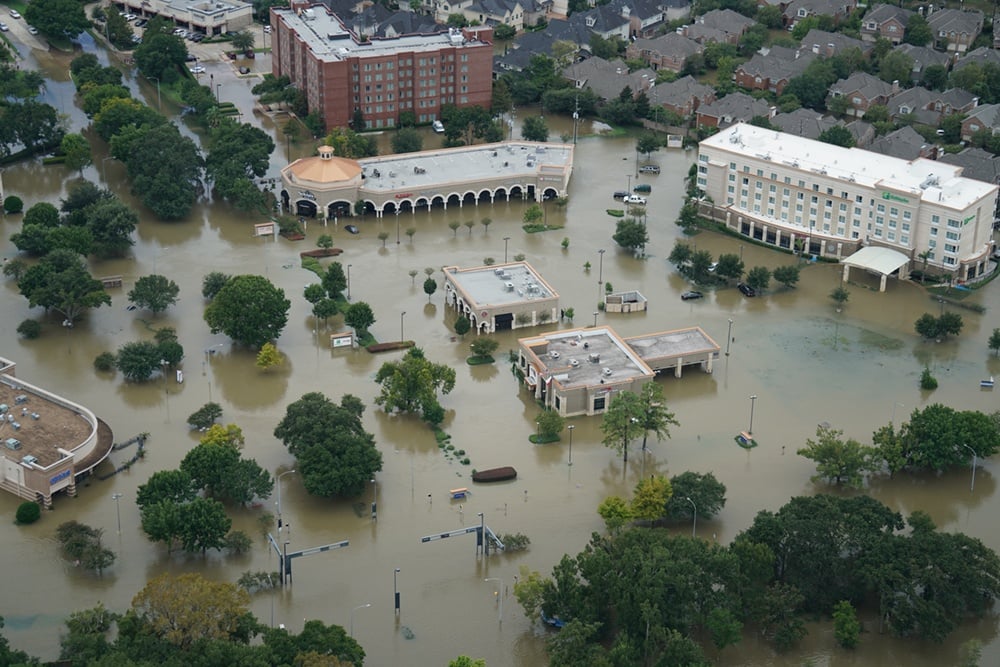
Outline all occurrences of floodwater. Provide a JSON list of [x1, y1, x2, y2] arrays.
[[3, 41, 1000, 667]]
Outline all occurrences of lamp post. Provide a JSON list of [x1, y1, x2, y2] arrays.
[[112, 493, 123, 534], [400, 311, 406, 343], [149, 76, 161, 110], [396, 208, 401, 244], [350, 603, 371, 638], [567, 424, 575, 466], [393, 567, 401, 614], [592, 311, 598, 327], [597, 248, 606, 299], [725, 318, 733, 357], [748, 395, 758, 435], [484, 577, 503, 623], [266, 573, 275, 627], [961, 444, 978, 492], [216, 83, 222, 102], [370, 477, 377, 520], [572, 93, 579, 144], [347, 264, 352, 301], [276, 469, 296, 536], [685, 496, 697, 538], [503, 236, 510, 263]]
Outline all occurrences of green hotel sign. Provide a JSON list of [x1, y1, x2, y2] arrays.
[[964, 214, 975, 225], [882, 192, 909, 203]]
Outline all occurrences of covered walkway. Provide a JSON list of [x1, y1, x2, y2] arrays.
[[841, 246, 910, 292]]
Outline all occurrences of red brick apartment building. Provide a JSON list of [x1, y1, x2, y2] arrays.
[[271, 1, 493, 130]]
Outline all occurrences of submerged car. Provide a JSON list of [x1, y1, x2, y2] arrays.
[[344, 224, 360, 234], [624, 194, 647, 205], [680, 291, 703, 301], [738, 283, 756, 297], [432, 120, 445, 133]]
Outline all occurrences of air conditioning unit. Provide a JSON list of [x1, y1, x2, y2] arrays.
[[569, 359, 580, 367], [4, 438, 20, 451], [589, 353, 600, 363], [550, 351, 561, 359], [602, 367, 613, 376], [505, 282, 514, 291], [22, 455, 37, 465]]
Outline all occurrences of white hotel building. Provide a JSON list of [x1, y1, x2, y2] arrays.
[[697, 123, 997, 283]]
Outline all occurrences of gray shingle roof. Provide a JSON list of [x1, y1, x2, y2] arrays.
[[697, 92, 771, 125], [865, 126, 931, 160], [894, 44, 951, 74], [737, 46, 815, 82], [632, 32, 703, 58], [939, 148, 1000, 185], [771, 108, 840, 139], [863, 4, 913, 26], [562, 57, 656, 100], [798, 29, 869, 56], [964, 103, 1000, 130], [926, 8, 984, 35], [650, 75, 715, 107], [830, 72, 895, 101], [696, 8, 755, 35], [954, 46, 1000, 71]]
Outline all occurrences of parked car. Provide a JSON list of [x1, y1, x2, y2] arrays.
[[708, 262, 718, 273], [612, 190, 629, 199], [639, 165, 660, 174], [624, 194, 647, 205], [633, 184, 651, 193], [0, 22, 7, 31], [27, 25, 37, 34], [432, 120, 445, 133], [263, 24, 272, 33], [189, 65, 206, 74], [738, 283, 756, 297], [9, 9, 20, 18], [681, 291, 703, 301], [344, 224, 360, 234], [135, 19, 147, 27]]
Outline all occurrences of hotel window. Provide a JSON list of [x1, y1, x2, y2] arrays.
[[841, 192, 848, 199], [727, 197, 734, 205], [769, 184, 776, 192], [698, 166, 708, 174], [944, 256, 956, 265], [874, 228, 883, 238], [741, 188, 749, 197], [931, 214, 940, 223], [796, 204, 803, 212], [876, 216, 884, 225], [838, 215, 846, 224], [697, 177, 707, 186], [810, 196, 818, 204], [839, 203, 847, 211], [902, 222, 910, 231], [928, 239, 936, 247], [813, 184, 819, 191], [809, 207, 817, 216], [798, 180, 805, 187], [754, 192, 762, 201], [768, 207, 775, 216], [888, 232, 896, 241], [699, 154, 709, 163], [890, 207, 898, 217], [826, 187, 833, 195], [877, 204, 885, 213], [783, 188, 790, 196], [729, 174, 736, 182], [770, 173, 777, 180], [797, 192, 804, 200], [888, 220, 896, 228], [903, 211, 911, 220], [901, 235, 909, 244], [768, 196, 775, 204], [742, 177, 749, 185], [947, 218, 961, 228], [853, 220, 861, 227], [946, 231, 960, 240], [784, 176, 791, 184], [727, 185, 735, 194], [856, 195, 863, 203], [945, 243, 958, 253], [757, 169, 764, 177], [824, 211, 832, 220], [755, 181, 762, 190], [729, 162, 736, 170], [930, 227, 938, 236]]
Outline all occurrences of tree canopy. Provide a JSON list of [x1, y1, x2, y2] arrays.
[[128, 274, 180, 315], [204, 275, 290, 348], [25, 0, 90, 39], [17, 249, 111, 323], [374, 347, 456, 422]]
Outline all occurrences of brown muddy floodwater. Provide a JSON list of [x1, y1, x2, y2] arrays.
[[3, 41, 1000, 667]]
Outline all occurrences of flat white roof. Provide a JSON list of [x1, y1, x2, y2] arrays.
[[522, 327, 652, 390], [700, 123, 996, 211], [274, 6, 487, 62], [446, 262, 557, 308]]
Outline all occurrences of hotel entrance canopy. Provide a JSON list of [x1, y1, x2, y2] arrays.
[[841, 246, 910, 292]]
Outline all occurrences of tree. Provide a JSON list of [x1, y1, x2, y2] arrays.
[[818, 125, 855, 148], [597, 495, 634, 534], [177, 498, 233, 552], [630, 475, 672, 523], [797, 425, 873, 488], [636, 133, 659, 160], [470, 337, 500, 361], [714, 253, 744, 282], [322, 262, 347, 298], [905, 14, 932, 46], [772, 265, 800, 288], [231, 30, 255, 51], [317, 234, 333, 250], [133, 32, 188, 84], [830, 285, 850, 308], [274, 392, 383, 497], [375, 348, 456, 420], [187, 402, 223, 430], [60, 133, 92, 174], [989, 328, 1000, 356], [391, 127, 423, 154], [115, 341, 162, 382], [523, 205, 543, 225], [600, 390, 644, 463], [84, 197, 139, 258], [454, 315, 470, 337], [205, 275, 290, 348], [832, 600, 860, 648], [668, 241, 693, 269], [17, 249, 111, 323], [449, 657, 486, 667], [899, 404, 1000, 472], [745, 266, 771, 292], [130, 573, 252, 649], [612, 218, 649, 251], [634, 381, 679, 454], [119, 124, 202, 220], [706, 607, 743, 652], [423, 276, 437, 302], [665, 471, 726, 521], [344, 301, 375, 334], [878, 51, 913, 86], [202, 272, 231, 300], [128, 275, 180, 315], [256, 342, 282, 370], [535, 409, 565, 440], [939, 311, 964, 338], [25, 0, 90, 39], [915, 312, 939, 339], [522, 116, 549, 142]]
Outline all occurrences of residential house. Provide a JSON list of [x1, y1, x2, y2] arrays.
[[894, 43, 952, 83], [562, 57, 656, 101], [461, 0, 526, 31], [650, 75, 716, 116], [927, 8, 983, 54], [681, 8, 754, 45], [860, 4, 912, 44], [608, 0, 665, 38], [494, 19, 592, 73], [783, 0, 856, 30], [961, 104, 1000, 141], [572, 4, 630, 40], [828, 72, 897, 117], [953, 46, 1000, 74], [661, 0, 692, 22], [939, 148, 1000, 191], [865, 125, 937, 160], [845, 119, 876, 147], [772, 108, 841, 140], [734, 46, 816, 94], [798, 29, 871, 58], [696, 92, 773, 128], [886, 87, 978, 125], [626, 32, 703, 73]]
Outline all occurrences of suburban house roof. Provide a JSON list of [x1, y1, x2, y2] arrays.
[[963, 103, 1000, 131], [954, 46, 1000, 71], [798, 29, 870, 56], [737, 46, 816, 82], [697, 92, 772, 125], [563, 57, 656, 100], [866, 126, 933, 160], [494, 19, 591, 71], [695, 8, 755, 35], [784, 0, 856, 23], [771, 108, 840, 139], [631, 32, 703, 58], [863, 4, 912, 28], [572, 4, 630, 36], [939, 148, 1000, 185], [829, 71, 895, 101], [926, 8, 984, 37], [894, 43, 952, 73], [608, 0, 664, 22], [650, 75, 715, 108], [887, 87, 978, 125]]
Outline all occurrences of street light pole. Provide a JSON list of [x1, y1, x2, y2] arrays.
[[347, 264, 352, 301], [725, 318, 733, 357], [400, 311, 406, 342], [276, 469, 296, 536], [393, 567, 401, 614], [396, 209, 401, 244], [748, 395, 758, 435], [597, 249, 606, 300], [592, 311, 598, 327], [503, 236, 510, 264], [567, 424, 574, 466], [961, 444, 978, 492], [216, 83, 222, 102], [484, 577, 503, 623], [350, 603, 371, 638], [112, 493, 123, 534], [370, 477, 377, 520], [686, 496, 697, 538]]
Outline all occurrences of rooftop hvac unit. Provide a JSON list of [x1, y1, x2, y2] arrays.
[[495, 268, 505, 276], [14, 395, 27, 405], [4, 438, 21, 451], [602, 367, 613, 376], [11, 422, 19, 431], [0, 404, 6, 414], [21, 455, 37, 465], [505, 282, 515, 291], [550, 351, 561, 359], [569, 359, 580, 367], [589, 353, 600, 363]]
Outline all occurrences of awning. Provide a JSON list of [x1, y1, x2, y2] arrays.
[[841, 246, 910, 276]]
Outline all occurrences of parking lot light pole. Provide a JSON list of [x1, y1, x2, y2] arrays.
[[484, 578, 503, 623], [112, 493, 123, 534], [567, 424, 574, 466], [961, 444, 978, 492], [597, 249, 606, 300], [686, 497, 697, 537], [350, 603, 371, 638], [393, 568, 401, 614], [347, 264, 352, 301], [276, 469, 296, 536], [216, 83, 221, 102], [748, 395, 758, 435], [726, 318, 733, 357], [503, 236, 510, 263], [400, 311, 406, 342]]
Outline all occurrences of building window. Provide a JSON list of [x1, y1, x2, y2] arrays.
[[594, 396, 606, 411]]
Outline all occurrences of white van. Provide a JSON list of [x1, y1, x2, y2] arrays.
[[432, 120, 445, 133]]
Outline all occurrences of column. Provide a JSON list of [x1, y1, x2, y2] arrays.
[[706, 352, 713, 373], [842, 264, 851, 283], [774, 228, 781, 248], [879, 274, 888, 292], [674, 358, 683, 378]]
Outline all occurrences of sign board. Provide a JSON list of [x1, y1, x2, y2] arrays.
[[882, 192, 909, 204], [254, 223, 275, 237], [330, 332, 354, 348], [50, 469, 71, 485]]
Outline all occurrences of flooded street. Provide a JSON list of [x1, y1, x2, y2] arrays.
[[4, 43, 1000, 667]]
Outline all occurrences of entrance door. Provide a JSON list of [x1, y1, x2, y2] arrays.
[[495, 313, 513, 331]]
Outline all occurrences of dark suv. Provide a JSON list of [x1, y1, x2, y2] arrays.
[[738, 283, 756, 297], [613, 190, 629, 199]]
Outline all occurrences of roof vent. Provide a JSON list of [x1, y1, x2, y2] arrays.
[[570, 359, 580, 367], [550, 351, 561, 359], [602, 367, 613, 376]]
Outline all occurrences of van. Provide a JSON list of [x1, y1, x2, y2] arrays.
[[639, 165, 660, 174], [432, 120, 445, 133]]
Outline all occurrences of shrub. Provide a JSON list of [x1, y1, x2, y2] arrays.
[[16, 501, 41, 524], [920, 367, 938, 390], [4, 195, 24, 214], [461, 458, 470, 465], [94, 352, 116, 372], [17, 319, 41, 339], [225, 530, 253, 554]]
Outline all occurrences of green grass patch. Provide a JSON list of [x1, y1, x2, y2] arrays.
[[522, 223, 564, 233], [606, 209, 624, 217], [857, 328, 905, 351], [466, 355, 495, 365], [366, 340, 414, 352], [300, 255, 323, 277], [42, 156, 66, 165], [528, 434, 560, 444]]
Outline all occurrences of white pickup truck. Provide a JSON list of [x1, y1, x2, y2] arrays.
[[624, 194, 647, 205]]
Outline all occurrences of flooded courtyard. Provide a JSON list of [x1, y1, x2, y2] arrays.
[[3, 39, 1000, 667]]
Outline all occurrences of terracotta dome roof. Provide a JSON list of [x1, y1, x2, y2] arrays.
[[288, 148, 362, 184]]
